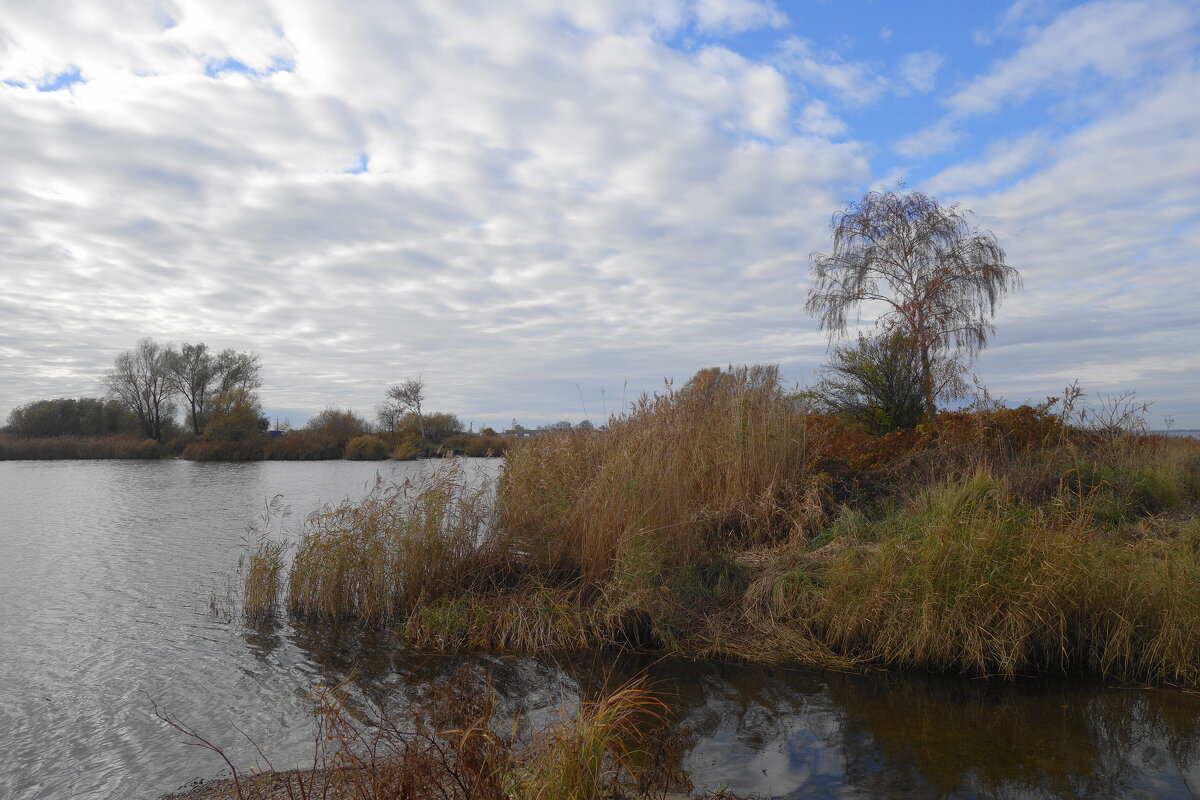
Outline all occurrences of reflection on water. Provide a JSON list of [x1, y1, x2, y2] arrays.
[[2, 459, 1199, 799], [261, 610, 1200, 799]]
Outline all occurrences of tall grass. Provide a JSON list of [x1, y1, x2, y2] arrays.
[[287, 459, 499, 622], [251, 366, 1200, 686], [0, 433, 162, 459], [498, 365, 825, 589], [516, 678, 676, 800]]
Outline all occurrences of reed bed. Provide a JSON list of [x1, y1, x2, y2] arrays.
[[252, 366, 1200, 686], [497, 365, 825, 588], [0, 433, 162, 459], [287, 459, 499, 622]]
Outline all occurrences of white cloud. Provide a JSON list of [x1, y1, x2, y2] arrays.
[[898, 50, 943, 93], [948, 0, 1198, 115], [894, 118, 964, 158], [692, 0, 787, 34], [0, 0, 867, 426], [796, 100, 847, 138], [960, 67, 1200, 417], [774, 37, 890, 106], [924, 131, 1049, 194]]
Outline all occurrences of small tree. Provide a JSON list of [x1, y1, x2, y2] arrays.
[[383, 378, 427, 443], [202, 388, 268, 442], [806, 333, 926, 435], [806, 188, 1020, 416]]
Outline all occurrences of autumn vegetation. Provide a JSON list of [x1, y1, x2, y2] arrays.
[[160, 666, 696, 800], [238, 188, 1200, 691], [242, 365, 1200, 688]]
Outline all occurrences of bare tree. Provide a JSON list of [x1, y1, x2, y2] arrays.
[[806, 188, 1021, 415], [165, 343, 262, 434], [104, 338, 177, 442], [384, 378, 427, 443]]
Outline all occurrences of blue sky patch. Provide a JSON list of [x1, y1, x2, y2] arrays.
[[36, 66, 83, 92]]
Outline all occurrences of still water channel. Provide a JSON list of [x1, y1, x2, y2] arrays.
[[1, 459, 1199, 799]]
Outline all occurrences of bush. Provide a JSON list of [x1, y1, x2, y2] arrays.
[[805, 333, 927, 434], [304, 407, 371, 449], [262, 431, 342, 460], [391, 432, 424, 461], [344, 435, 389, 460], [182, 439, 265, 461]]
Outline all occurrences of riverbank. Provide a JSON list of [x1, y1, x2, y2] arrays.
[[0, 431, 511, 461], [251, 367, 1200, 687]]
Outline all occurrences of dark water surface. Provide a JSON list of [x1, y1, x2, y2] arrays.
[[2, 459, 1199, 799]]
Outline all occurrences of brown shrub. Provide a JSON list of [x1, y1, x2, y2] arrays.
[[344, 435, 389, 460]]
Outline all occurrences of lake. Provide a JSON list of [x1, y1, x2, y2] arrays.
[[2, 458, 1199, 799]]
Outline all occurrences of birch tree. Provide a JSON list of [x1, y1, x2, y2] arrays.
[[806, 188, 1020, 416]]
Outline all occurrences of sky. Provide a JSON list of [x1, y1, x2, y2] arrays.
[[1, 0, 1197, 431]]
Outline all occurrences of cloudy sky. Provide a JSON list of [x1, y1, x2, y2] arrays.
[[2, 0, 1197, 430]]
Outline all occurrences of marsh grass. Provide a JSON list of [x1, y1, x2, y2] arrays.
[[0, 433, 162, 459], [498, 365, 825, 589], [287, 459, 499, 622], [251, 366, 1200, 685]]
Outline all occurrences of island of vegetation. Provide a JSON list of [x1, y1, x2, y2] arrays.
[[235, 191, 1199, 691]]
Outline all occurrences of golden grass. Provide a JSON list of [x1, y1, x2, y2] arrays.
[[286, 459, 499, 622], [498, 365, 825, 589], [515, 678, 676, 800], [250, 364, 1200, 686]]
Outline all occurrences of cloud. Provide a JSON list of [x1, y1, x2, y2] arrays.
[[692, 0, 788, 34], [894, 118, 964, 158], [796, 100, 848, 138], [773, 37, 891, 106], [898, 51, 943, 93], [948, 0, 1198, 116], [924, 131, 1049, 194], [0, 0, 867, 427], [958, 66, 1200, 419]]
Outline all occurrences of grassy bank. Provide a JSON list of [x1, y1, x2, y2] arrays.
[[0, 433, 163, 459], [248, 366, 1200, 686], [182, 431, 512, 461]]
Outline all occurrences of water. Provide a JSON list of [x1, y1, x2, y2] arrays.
[[2, 459, 1199, 799]]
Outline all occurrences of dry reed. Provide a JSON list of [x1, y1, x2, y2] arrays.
[[248, 365, 1200, 686], [287, 459, 498, 622]]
